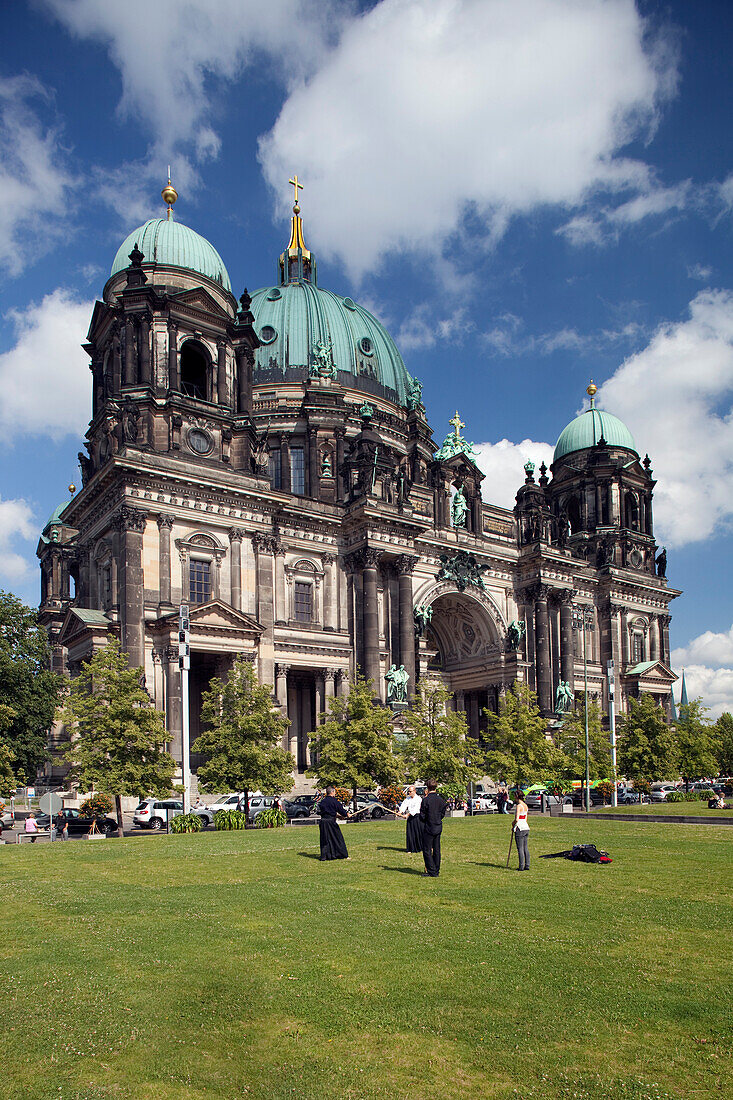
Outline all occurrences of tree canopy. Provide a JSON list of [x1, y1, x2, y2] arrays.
[[308, 674, 400, 803], [485, 681, 564, 788], [617, 693, 677, 784], [63, 638, 176, 835], [674, 699, 718, 785], [714, 712, 733, 776], [0, 590, 59, 784], [558, 699, 612, 783], [193, 655, 293, 801], [401, 681, 484, 790]]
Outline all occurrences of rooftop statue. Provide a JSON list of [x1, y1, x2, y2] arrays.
[[406, 376, 423, 411], [310, 339, 337, 379], [435, 410, 479, 462]]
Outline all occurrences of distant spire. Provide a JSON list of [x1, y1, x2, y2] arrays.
[[162, 167, 178, 221], [670, 690, 677, 721], [680, 669, 689, 708]]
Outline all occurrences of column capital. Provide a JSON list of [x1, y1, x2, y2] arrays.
[[525, 582, 550, 603], [396, 554, 418, 576], [322, 552, 335, 566], [361, 547, 380, 569], [116, 506, 147, 533], [228, 526, 245, 543], [157, 513, 174, 530], [165, 645, 179, 663], [276, 663, 291, 677], [323, 667, 338, 682], [252, 532, 281, 554]]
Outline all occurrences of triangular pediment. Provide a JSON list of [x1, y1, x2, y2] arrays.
[[171, 287, 229, 319], [57, 606, 113, 647], [155, 599, 262, 636], [436, 452, 485, 481], [624, 660, 677, 686]]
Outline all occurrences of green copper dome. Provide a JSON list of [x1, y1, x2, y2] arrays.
[[249, 281, 415, 406], [39, 499, 71, 544], [111, 218, 232, 292], [554, 407, 636, 462]]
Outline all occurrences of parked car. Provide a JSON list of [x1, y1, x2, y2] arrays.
[[133, 798, 183, 830], [287, 794, 318, 813], [469, 794, 497, 812], [190, 803, 215, 827], [248, 795, 284, 823], [570, 788, 607, 808], [354, 792, 391, 819], [207, 793, 247, 814], [36, 807, 119, 836], [1, 807, 14, 828], [524, 788, 562, 810], [282, 798, 310, 820], [650, 782, 679, 802]]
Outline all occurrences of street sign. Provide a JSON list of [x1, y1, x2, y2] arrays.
[[39, 792, 63, 815], [26, 787, 35, 798]]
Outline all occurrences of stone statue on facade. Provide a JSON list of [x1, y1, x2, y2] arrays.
[[507, 619, 526, 651], [386, 663, 409, 705], [406, 376, 423, 411], [310, 339, 337, 379], [451, 486, 468, 527], [414, 604, 433, 636], [555, 680, 574, 713], [655, 546, 667, 577], [438, 550, 488, 592]]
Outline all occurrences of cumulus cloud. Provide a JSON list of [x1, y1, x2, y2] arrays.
[[260, 0, 677, 278], [0, 498, 38, 583], [595, 289, 733, 547], [557, 180, 690, 246], [473, 439, 555, 510], [480, 314, 644, 358], [0, 74, 78, 276], [0, 289, 92, 441], [672, 626, 733, 671], [396, 304, 473, 351], [672, 665, 733, 721]]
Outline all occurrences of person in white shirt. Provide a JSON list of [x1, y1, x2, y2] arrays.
[[397, 786, 424, 853]]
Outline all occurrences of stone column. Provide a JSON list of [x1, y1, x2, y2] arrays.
[[324, 668, 337, 702], [396, 554, 417, 697], [168, 322, 179, 391], [649, 614, 659, 662], [559, 590, 575, 687], [308, 427, 320, 499], [236, 347, 252, 413], [549, 593, 561, 699], [123, 317, 137, 385], [533, 584, 552, 715], [595, 483, 603, 527], [112, 327, 122, 393], [157, 513, 173, 609], [315, 674, 324, 726], [335, 427, 346, 502], [362, 549, 381, 691], [229, 527, 244, 610], [139, 314, 152, 386], [455, 689, 465, 715], [287, 680, 299, 763], [275, 663, 289, 725], [117, 506, 147, 673], [468, 694, 480, 740], [280, 436, 291, 494], [217, 340, 228, 405], [323, 554, 336, 631], [252, 533, 276, 687], [166, 645, 183, 763]]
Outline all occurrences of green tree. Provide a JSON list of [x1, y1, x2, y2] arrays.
[[0, 591, 60, 783], [617, 693, 678, 786], [558, 699, 612, 801], [63, 639, 176, 836], [308, 673, 401, 808], [194, 655, 293, 813], [675, 699, 718, 787], [401, 682, 484, 791], [714, 713, 733, 775], [485, 681, 564, 789]]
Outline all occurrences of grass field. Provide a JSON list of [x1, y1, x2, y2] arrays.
[[593, 803, 731, 817], [2, 816, 731, 1100]]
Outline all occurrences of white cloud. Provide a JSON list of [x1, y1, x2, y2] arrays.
[[0, 74, 78, 276], [687, 263, 712, 281], [0, 498, 38, 583], [672, 626, 733, 671], [473, 439, 555, 510], [595, 289, 733, 547], [671, 665, 733, 721], [259, 0, 677, 278], [396, 304, 472, 351], [479, 314, 644, 358], [0, 289, 92, 441]]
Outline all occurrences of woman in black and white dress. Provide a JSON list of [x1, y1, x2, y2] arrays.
[[397, 786, 424, 853]]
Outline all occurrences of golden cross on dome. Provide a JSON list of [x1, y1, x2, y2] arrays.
[[289, 174, 303, 205], [449, 410, 465, 437]]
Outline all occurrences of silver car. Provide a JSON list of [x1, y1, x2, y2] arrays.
[[133, 798, 183, 830], [650, 782, 678, 803]]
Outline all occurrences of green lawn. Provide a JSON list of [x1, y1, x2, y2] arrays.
[[592, 803, 731, 817], [2, 817, 731, 1100]]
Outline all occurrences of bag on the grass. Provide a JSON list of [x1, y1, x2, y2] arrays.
[[541, 844, 612, 863]]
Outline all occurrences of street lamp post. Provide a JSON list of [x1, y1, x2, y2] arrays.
[[572, 606, 594, 813]]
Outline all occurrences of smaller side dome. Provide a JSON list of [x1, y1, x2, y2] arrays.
[[40, 500, 71, 544], [110, 218, 232, 292], [554, 408, 636, 462]]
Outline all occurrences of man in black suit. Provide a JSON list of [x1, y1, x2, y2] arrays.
[[419, 778, 448, 877]]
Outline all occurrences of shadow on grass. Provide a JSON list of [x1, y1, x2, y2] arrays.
[[470, 861, 512, 870], [376, 845, 408, 853], [298, 852, 322, 860], [380, 865, 425, 876]]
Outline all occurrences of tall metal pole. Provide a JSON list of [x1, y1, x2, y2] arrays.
[[608, 659, 617, 808], [179, 604, 191, 815], [583, 613, 590, 814]]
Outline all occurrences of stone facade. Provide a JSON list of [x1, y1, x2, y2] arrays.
[[37, 209, 680, 783]]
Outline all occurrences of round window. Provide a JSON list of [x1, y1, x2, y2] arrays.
[[267, 288, 282, 300], [259, 325, 277, 344], [187, 428, 213, 455], [343, 297, 357, 311], [358, 336, 373, 355]]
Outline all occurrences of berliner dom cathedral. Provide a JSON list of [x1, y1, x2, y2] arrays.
[[38, 177, 679, 784]]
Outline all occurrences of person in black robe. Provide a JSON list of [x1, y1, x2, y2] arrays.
[[317, 785, 350, 860], [419, 779, 448, 877]]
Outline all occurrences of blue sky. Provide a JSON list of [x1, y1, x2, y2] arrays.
[[1, 0, 732, 713]]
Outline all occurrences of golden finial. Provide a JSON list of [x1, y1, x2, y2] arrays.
[[162, 166, 178, 220], [449, 410, 465, 437], [68, 483, 76, 496], [586, 379, 597, 408]]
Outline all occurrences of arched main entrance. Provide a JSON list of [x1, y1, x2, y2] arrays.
[[420, 588, 506, 745]]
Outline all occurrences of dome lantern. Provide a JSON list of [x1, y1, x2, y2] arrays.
[[279, 174, 317, 285]]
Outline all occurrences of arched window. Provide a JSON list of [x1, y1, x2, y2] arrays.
[[180, 340, 210, 401], [625, 491, 639, 531], [567, 495, 582, 534]]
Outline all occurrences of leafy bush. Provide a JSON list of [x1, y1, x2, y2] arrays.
[[80, 793, 114, 816], [438, 782, 468, 806], [633, 778, 651, 796], [253, 807, 287, 829], [546, 780, 568, 797], [595, 781, 614, 804], [170, 812, 203, 833], [378, 784, 404, 810], [335, 787, 351, 807], [214, 808, 248, 830], [696, 789, 714, 801], [666, 791, 699, 803]]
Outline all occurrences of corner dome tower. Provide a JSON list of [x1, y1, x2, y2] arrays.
[[249, 178, 416, 407], [109, 175, 232, 293], [553, 381, 636, 462]]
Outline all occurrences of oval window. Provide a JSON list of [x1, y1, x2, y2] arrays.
[[187, 428, 213, 456], [343, 297, 356, 311], [358, 336, 373, 355], [267, 288, 282, 301], [259, 325, 277, 344]]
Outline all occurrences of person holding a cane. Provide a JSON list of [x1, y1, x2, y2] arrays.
[[511, 790, 530, 871]]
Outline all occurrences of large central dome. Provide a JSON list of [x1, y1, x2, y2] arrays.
[[249, 281, 413, 406]]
